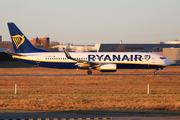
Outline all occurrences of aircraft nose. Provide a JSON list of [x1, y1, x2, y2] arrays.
[[166, 59, 173, 66]]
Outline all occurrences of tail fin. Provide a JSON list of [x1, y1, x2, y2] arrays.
[[7, 22, 48, 53]]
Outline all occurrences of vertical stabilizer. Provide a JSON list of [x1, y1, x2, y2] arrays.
[[7, 22, 47, 53]]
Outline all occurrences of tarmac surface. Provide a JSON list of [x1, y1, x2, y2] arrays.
[[0, 110, 180, 120]]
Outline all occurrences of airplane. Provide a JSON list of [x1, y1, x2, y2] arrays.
[[7, 22, 173, 75]]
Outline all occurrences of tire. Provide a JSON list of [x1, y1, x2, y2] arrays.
[[87, 70, 92, 75]]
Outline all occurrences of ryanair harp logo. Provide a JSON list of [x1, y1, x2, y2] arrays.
[[144, 55, 151, 61], [11, 35, 25, 49]]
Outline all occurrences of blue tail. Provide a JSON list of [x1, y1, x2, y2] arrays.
[[7, 22, 48, 53]]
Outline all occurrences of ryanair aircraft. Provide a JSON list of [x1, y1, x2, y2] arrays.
[[7, 22, 173, 75]]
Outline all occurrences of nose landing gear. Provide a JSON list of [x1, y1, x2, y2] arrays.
[[154, 68, 163, 74]]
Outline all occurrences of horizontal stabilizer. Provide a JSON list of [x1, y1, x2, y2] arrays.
[[5, 51, 26, 57]]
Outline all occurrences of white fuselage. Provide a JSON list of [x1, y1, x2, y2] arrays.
[[13, 52, 173, 70]]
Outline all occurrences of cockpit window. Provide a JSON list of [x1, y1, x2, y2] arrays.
[[160, 57, 166, 59]]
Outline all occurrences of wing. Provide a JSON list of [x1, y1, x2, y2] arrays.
[[63, 48, 100, 68]]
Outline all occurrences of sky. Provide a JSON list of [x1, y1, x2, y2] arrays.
[[1, 0, 180, 45]]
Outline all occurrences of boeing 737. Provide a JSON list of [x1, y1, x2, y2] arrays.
[[7, 22, 173, 75]]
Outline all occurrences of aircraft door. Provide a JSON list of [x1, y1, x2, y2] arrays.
[[151, 56, 155, 63]]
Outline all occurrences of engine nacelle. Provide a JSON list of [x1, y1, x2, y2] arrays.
[[100, 63, 117, 72]]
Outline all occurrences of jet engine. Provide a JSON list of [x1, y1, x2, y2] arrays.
[[99, 63, 117, 72]]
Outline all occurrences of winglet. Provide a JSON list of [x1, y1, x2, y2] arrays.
[[63, 48, 74, 60]]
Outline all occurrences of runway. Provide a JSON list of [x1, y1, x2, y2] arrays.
[[0, 74, 180, 77], [0, 110, 180, 120]]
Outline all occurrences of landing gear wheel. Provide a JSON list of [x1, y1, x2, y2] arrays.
[[154, 71, 157, 74], [87, 70, 92, 75]]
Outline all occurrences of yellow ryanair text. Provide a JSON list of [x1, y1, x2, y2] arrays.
[[11, 35, 25, 49]]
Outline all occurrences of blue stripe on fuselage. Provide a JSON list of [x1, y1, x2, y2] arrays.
[[14, 58, 165, 69]]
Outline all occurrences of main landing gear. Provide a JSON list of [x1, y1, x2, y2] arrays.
[[87, 69, 92, 75]]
